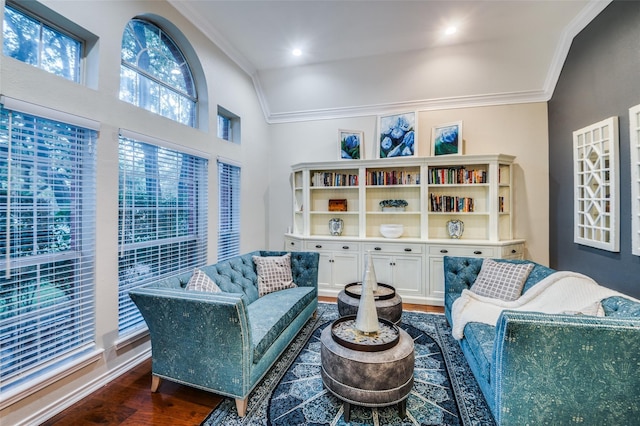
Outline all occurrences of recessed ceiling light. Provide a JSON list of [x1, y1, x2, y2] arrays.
[[445, 26, 457, 35], [292, 48, 302, 56]]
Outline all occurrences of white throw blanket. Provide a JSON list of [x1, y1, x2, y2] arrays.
[[451, 271, 625, 340]]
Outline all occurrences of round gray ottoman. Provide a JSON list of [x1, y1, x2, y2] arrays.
[[337, 282, 403, 324], [320, 322, 414, 421]]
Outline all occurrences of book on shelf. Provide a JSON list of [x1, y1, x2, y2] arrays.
[[499, 196, 505, 213], [312, 172, 358, 187], [366, 170, 420, 186], [428, 166, 487, 184], [429, 193, 475, 212]]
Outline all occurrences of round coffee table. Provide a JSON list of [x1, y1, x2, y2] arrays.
[[320, 317, 414, 421], [337, 282, 403, 324]]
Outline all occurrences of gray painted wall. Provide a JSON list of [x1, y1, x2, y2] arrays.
[[548, 0, 640, 298]]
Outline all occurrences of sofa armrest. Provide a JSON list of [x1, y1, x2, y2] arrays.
[[128, 287, 253, 397], [493, 311, 640, 425]]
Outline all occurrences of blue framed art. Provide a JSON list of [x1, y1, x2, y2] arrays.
[[377, 112, 416, 158], [431, 121, 463, 156]]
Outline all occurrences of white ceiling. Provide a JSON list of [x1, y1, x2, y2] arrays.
[[169, 0, 611, 122]]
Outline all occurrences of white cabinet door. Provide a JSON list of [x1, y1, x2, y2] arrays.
[[393, 255, 423, 297], [317, 251, 333, 289], [332, 252, 360, 287], [428, 256, 445, 303], [369, 253, 424, 300]]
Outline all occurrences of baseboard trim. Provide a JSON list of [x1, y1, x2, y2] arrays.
[[16, 348, 152, 426]]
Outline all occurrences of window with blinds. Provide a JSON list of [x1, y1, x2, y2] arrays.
[[218, 160, 240, 261], [118, 136, 208, 335], [0, 105, 96, 390]]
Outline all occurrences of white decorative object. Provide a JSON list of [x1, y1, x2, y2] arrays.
[[329, 218, 344, 236], [355, 251, 380, 334], [380, 224, 403, 239], [362, 250, 378, 293], [630, 104, 640, 256], [446, 219, 464, 239], [573, 117, 619, 252]]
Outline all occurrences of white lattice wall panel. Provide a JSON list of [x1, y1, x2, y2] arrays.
[[573, 116, 619, 252], [630, 105, 640, 255]]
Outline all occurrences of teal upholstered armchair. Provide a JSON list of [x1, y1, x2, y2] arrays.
[[129, 251, 319, 416]]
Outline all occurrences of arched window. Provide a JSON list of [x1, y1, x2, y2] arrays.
[[119, 18, 197, 127]]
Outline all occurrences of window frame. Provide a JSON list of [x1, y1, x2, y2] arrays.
[[119, 18, 198, 128], [0, 100, 99, 404], [117, 133, 209, 336], [3, 2, 85, 83], [218, 159, 241, 261]]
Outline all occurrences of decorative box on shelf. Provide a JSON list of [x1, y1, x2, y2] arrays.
[[329, 199, 348, 212]]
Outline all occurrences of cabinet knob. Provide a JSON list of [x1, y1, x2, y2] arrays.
[[374, 247, 382, 251], [404, 248, 412, 252], [511, 249, 517, 253], [315, 244, 322, 248], [342, 246, 349, 250], [474, 250, 482, 255], [290, 241, 295, 245], [440, 249, 448, 254]]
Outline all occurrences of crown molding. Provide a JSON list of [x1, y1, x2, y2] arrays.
[[264, 90, 550, 124], [543, 0, 612, 96], [167, 0, 256, 76]]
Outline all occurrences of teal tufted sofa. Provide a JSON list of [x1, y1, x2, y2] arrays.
[[128, 251, 319, 417], [444, 256, 640, 425]]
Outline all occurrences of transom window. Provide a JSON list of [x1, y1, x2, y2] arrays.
[[118, 136, 208, 335], [2, 3, 82, 82], [120, 19, 197, 127]]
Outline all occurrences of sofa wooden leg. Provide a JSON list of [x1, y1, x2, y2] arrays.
[[151, 375, 161, 392], [235, 397, 248, 417], [313, 309, 318, 319]]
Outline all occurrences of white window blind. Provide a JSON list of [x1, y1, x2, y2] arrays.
[[0, 105, 96, 390], [118, 136, 208, 335], [218, 159, 240, 261]]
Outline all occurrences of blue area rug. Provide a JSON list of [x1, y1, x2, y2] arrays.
[[202, 303, 495, 425]]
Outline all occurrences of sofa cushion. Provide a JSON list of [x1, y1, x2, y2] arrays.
[[601, 296, 640, 317], [185, 269, 221, 293], [247, 286, 316, 363], [462, 322, 496, 385], [471, 259, 534, 301], [253, 253, 297, 297]]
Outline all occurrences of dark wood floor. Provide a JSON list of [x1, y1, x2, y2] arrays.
[[42, 298, 443, 426]]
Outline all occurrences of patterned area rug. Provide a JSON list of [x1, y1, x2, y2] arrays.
[[201, 303, 495, 426]]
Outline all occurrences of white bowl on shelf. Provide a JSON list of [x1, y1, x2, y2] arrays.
[[380, 224, 404, 239]]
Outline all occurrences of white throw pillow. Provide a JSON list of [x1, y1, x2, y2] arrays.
[[185, 269, 221, 293], [253, 253, 297, 297], [470, 259, 534, 301]]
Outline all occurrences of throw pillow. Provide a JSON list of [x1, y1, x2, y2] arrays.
[[253, 253, 297, 297], [470, 259, 534, 301], [185, 269, 221, 293]]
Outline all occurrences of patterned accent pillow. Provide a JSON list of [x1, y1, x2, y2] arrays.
[[253, 253, 297, 297], [185, 269, 221, 293], [470, 259, 534, 301]]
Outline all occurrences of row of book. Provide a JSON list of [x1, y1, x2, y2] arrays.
[[428, 167, 487, 185], [312, 172, 358, 187], [366, 170, 420, 186], [430, 194, 475, 212]]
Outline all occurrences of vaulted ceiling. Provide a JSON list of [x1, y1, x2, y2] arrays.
[[169, 0, 611, 123]]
